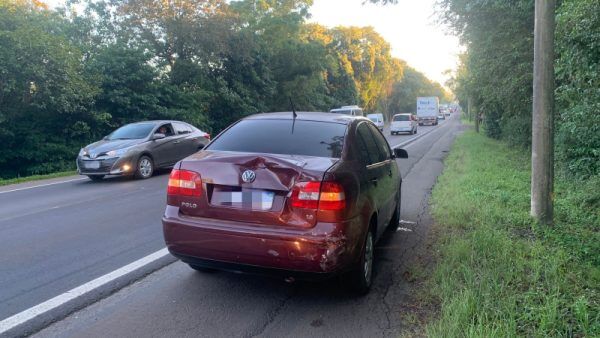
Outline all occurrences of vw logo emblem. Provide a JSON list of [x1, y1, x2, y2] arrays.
[[241, 170, 256, 183]]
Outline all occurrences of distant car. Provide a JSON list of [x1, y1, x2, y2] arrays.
[[330, 105, 364, 117], [367, 113, 384, 131], [162, 112, 409, 294], [391, 113, 418, 135], [77, 120, 210, 181], [437, 114, 446, 120]]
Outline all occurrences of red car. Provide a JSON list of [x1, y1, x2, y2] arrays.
[[162, 112, 408, 293]]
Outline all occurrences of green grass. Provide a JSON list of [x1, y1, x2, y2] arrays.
[[0, 171, 77, 187], [425, 130, 599, 337]]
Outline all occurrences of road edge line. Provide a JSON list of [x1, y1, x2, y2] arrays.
[[0, 178, 87, 195], [0, 248, 169, 334]]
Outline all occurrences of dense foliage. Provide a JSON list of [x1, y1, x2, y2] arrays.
[[439, 0, 600, 177], [429, 131, 598, 336], [0, 0, 448, 179]]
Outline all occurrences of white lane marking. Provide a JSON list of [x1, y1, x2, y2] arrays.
[[0, 248, 169, 334], [0, 178, 87, 195], [391, 126, 439, 149]]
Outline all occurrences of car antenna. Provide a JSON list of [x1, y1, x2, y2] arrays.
[[289, 97, 297, 134]]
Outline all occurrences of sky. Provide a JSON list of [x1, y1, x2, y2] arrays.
[[309, 0, 462, 86], [44, 0, 462, 86]]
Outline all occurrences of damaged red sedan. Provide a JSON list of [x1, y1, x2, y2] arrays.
[[162, 112, 408, 293]]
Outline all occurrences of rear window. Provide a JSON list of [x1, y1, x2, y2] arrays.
[[393, 115, 410, 122], [207, 119, 347, 158]]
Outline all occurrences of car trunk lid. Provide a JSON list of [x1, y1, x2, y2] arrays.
[[170, 151, 338, 228]]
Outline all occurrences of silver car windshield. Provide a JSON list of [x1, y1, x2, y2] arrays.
[[108, 123, 155, 140]]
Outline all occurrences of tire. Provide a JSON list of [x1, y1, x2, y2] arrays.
[[135, 155, 154, 179], [87, 175, 104, 181], [415, 128, 418, 134], [388, 191, 401, 232], [349, 228, 375, 294], [189, 264, 218, 273]]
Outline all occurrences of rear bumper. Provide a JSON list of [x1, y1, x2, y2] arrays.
[[391, 125, 414, 132], [162, 206, 363, 276], [418, 118, 436, 125]]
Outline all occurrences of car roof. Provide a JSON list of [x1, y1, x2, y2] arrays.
[[245, 112, 368, 125], [393, 113, 412, 116], [126, 120, 186, 126]]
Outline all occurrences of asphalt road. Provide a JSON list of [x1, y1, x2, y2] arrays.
[[0, 115, 461, 337]]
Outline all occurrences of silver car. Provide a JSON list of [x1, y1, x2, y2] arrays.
[[77, 120, 210, 181]]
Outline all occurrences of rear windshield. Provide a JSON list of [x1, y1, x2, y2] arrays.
[[393, 115, 410, 122], [207, 119, 347, 158]]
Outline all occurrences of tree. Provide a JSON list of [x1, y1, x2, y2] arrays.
[[0, 2, 98, 177]]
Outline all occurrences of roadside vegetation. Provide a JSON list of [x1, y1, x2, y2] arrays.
[[425, 130, 599, 337], [0, 171, 76, 187], [0, 0, 449, 180], [440, 0, 599, 179]]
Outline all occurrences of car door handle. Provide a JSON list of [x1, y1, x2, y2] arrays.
[[370, 178, 378, 185]]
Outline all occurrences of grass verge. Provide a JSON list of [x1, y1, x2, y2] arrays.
[[0, 171, 77, 187], [424, 130, 599, 337]]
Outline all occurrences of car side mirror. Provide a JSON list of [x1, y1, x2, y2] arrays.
[[152, 133, 166, 140], [102, 136, 109, 141], [393, 148, 408, 158]]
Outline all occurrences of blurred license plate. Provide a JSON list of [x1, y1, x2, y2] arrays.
[[84, 161, 100, 169], [213, 189, 274, 210]]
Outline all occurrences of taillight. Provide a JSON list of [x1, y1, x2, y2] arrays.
[[291, 181, 320, 209], [318, 182, 346, 210], [291, 181, 346, 211], [203, 133, 211, 141], [167, 169, 202, 196]]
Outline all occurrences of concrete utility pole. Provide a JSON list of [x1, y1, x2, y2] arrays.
[[531, 0, 556, 225], [467, 97, 472, 122]]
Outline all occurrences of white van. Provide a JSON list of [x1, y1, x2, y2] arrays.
[[330, 105, 364, 117], [367, 113, 384, 131], [391, 113, 418, 135]]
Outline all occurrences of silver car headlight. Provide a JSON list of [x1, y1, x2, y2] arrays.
[[79, 148, 87, 156], [106, 148, 130, 158]]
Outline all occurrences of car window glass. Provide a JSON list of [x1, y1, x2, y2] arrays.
[[157, 123, 175, 137], [367, 123, 391, 161], [356, 123, 380, 164], [174, 122, 191, 135], [207, 119, 347, 158], [107, 123, 155, 140], [355, 124, 373, 164], [393, 115, 410, 122]]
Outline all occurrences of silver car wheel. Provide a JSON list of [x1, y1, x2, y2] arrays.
[[138, 157, 153, 178]]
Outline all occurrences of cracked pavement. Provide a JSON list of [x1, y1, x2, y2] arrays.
[[32, 117, 464, 338]]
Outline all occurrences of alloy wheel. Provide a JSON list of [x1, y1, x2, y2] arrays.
[[138, 157, 153, 178]]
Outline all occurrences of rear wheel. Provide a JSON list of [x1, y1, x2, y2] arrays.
[[135, 155, 154, 179], [87, 175, 104, 182], [349, 229, 374, 294]]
